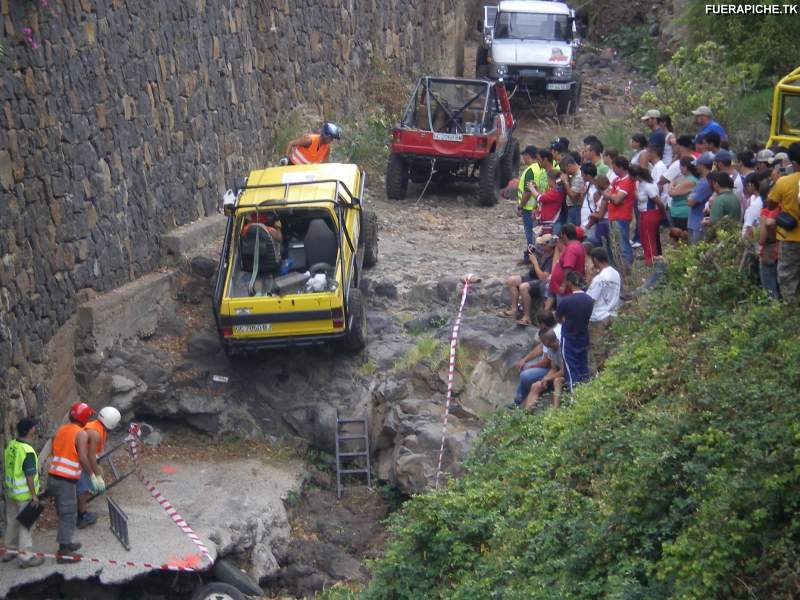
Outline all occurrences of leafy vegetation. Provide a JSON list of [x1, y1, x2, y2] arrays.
[[683, 0, 800, 81], [361, 232, 800, 599], [726, 87, 773, 149], [602, 24, 661, 75], [633, 41, 760, 132], [393, 335, 448, 373]]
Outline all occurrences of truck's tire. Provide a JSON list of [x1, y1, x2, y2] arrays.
[[475, 47, 489, 78], [190, 582, 245, 600], [478, 153, 501, 207], [342, 289, 367, 352], [499, 139, 521, 187], [386, 154, 408, 200], [211, 559, 263, 596], [361, 210, 379, 267]]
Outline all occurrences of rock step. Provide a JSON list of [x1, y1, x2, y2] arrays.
[[161, 214, 227, 259]]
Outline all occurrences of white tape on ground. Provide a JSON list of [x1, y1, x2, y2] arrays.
[[434, 275, 473, 489]]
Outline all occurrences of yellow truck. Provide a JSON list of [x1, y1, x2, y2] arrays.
[[212, 163, 378, 355], [767, 66, 800, 147]]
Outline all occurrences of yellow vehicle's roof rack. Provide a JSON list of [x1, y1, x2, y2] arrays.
[[233, 178, 362, 211]]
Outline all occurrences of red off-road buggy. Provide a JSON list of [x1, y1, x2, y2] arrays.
[[386, 76, 519, 206]]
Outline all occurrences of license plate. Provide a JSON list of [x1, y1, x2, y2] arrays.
[[547, 83, 571, 91], [234, 323, 272, 333], [432, 132, 464, 142]]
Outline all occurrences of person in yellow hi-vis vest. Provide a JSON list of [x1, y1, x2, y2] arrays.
[[2, 418, 44, 568], [517, 145, 545, 265]]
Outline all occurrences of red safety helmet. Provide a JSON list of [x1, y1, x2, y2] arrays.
[[69, 402, 95, 426]]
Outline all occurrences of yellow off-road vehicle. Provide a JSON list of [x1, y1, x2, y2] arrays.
[[212, 163, 378, 355], [767, 66, 800, 148]]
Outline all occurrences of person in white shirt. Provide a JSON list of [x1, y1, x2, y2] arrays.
[[741, 172, 763, 241], [585, 247, 620, 373], [648, 144, 670, 210], [579, 162, 599, 229]]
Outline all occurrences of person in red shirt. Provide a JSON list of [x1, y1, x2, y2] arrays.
[[758, 179, 780, 299], [603, 155, 635, 265], [528, 169, 566, 234], [546, 223, 586, 311]]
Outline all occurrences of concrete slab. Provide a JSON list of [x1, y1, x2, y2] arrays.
[[76, 271, 177, 355], [161, 215, 227, 259], [0, 456, 304, 597]]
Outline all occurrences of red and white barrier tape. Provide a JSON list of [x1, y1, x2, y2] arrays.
[[0, 547, 201, 572], [126, 424, 214, 567], [434, 274, 473, 489]]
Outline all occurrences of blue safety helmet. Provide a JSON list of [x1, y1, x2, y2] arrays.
[[321, 121, 341, 140]]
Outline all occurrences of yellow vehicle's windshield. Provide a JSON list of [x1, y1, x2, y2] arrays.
[[779, 93, 800, 135]]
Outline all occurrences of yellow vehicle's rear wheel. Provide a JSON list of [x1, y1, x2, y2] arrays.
[[342, 288, 367, 352]]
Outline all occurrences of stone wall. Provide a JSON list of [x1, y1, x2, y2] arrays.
[[0, 0, 465, 435]]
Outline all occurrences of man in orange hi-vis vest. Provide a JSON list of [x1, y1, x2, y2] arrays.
[[47, 402, 95, 563], [281, 122, 341, 165], [75, 406, 121, 529]]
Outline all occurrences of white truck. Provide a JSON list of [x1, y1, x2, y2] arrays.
[[476, 0, 581, 114]]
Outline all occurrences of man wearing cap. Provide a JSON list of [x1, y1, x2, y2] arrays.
[[756, 149, 775, 177], [642, 109, 666, 151], [517, 146, 545, 264], [692, 106, 727, 145], [768, 142, 800, 297], [687, 152, 715, 244], [3, 418, 45, 568]]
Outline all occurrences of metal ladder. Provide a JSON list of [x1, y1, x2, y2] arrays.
[[334, 410, 372, 499]]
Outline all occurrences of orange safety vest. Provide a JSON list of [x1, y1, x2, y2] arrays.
[[48, 423, 83, 480], [289, 134, 330, 165], [84, 420, 107, 455]]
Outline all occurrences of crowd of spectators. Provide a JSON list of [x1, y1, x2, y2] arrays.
[[502, 104, 800, 410]]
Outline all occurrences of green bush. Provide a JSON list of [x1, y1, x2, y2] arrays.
[[602, 25, 661, 75], [363, 235, 800, 599], [633, 41, 760, 132], [683, 0, 800, 81]]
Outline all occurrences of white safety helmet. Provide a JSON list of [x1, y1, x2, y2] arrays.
[[321, 121, 341, 140], [98, 406, 122, 430]]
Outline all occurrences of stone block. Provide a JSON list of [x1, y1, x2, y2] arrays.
[[160, 214, 226, 258]]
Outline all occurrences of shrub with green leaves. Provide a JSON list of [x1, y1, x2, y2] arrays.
[[683, 0, 800, 81], [363, 234, 800, 599], [633, 41, 760, 132]]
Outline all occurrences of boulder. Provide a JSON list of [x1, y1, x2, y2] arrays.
[[190, 255, 218, 278]]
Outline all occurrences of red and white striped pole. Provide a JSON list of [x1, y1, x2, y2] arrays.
[[434, 274, 473, 489]]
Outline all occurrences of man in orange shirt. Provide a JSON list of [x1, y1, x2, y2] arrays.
[[281, 122, 341, 165], [76, 407, 121, 529], [47, 402, 95, 562]]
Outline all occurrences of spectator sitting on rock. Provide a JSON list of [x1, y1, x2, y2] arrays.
[[556, 270, 595, 389], [586, 247, 620, 372], [510, 313, 560, 409], [768, 142, 800, 298], [759, 178, 780, 299], [545, 223, 586, 311], [521, 328, 565, 411], [502, 234, 556, 326]]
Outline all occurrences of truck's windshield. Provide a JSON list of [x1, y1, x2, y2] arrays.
[[779, 93, 800, 134], [494, 12, 571, 41]]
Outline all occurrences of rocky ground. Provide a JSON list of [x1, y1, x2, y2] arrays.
[[7, 45, 652, 599]]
